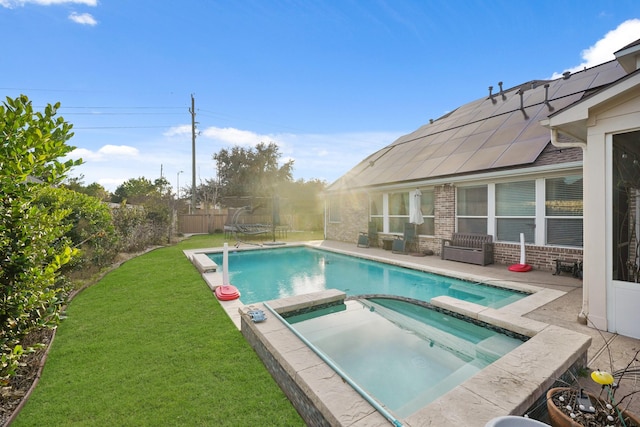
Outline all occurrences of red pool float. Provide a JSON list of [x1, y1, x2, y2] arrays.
[[508, 263, 532, 272], [215, 284, 240, 301]]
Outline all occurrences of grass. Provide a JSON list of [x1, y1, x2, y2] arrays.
[[12, 232, 323, 426]]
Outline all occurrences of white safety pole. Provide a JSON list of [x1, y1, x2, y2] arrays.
[[223, 242, 230, 286]]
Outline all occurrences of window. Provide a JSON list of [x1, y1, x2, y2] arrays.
[[369, 193, 383, 233], [417, 189, 435, 235], [545, 175, 583, 246], [329, 196, 341, 223], [388, 191, 409, 233], [612, 132, 640, 281], [496, 181, 535, 243], [457, 185, 487, 233]]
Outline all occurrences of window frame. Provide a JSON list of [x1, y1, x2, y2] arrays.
[[456, 184, 488, 234], [544, 175, 583, 247], [494, 180, 536, 243], [417, 188, 435, 236], [328, 196, 341, 223], [368, 188, 435, 235], [369, 193, 384, 234], [452, 174, 583, 248]]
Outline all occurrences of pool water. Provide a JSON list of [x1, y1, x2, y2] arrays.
[[208, 247, 525, 306], [286, 297, 524, 418]]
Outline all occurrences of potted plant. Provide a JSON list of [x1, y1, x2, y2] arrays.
[[546, 351, 640, 427]]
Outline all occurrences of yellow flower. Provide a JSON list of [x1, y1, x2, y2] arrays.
[[591, 370, 614, 385]]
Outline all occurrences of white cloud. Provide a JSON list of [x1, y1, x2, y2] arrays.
[[1, 0, 97, 7], [163, 124, 192, 137], [200, 126, 271, 146], [68, 11, 97, 25], [551, 19, 640, 79], [99, 145, 139, 156], [69, 144, 139, 161]]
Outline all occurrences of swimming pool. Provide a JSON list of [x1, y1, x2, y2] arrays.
[[207, 246, 525, 307], [198, 245, 591, 425]]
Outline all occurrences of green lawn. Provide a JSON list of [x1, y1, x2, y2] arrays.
[[12, 233, 322, 426]]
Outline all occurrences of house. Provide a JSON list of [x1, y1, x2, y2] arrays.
[[325, 39, 640, 339]]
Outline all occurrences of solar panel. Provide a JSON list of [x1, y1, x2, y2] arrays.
[[331, 60, 626, 190]]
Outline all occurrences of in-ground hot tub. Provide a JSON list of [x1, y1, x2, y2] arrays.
[[285, 296, 526, 419], [240, 290, 591, 427]]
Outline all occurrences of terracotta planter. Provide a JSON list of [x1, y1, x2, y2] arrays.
[[546, 387, 640, 427]]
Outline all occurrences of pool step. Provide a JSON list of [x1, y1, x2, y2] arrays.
[[476, 334, 522, 363], [395, 360, 484, 418], [365, 300, 477, 361]]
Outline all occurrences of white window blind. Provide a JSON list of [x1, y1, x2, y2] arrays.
[[545, 176, 583, 247], [457, 186, 487, 233], [496, 181, 535, 242]]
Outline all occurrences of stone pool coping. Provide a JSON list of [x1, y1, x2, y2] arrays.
[[184, 243, 591, 426]]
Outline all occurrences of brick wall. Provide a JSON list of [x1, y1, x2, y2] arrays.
[[494, 243, 582, 271], [325, 184, 584, 272], [325, 192, 371, 243]]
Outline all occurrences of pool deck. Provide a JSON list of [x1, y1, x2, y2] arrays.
[[184, 240, 640, 426]]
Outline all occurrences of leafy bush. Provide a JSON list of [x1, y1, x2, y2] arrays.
[[110, 203, 169, 252], [35, 186, 119, 273], [111, 203, 149, 252], [0, 95, 81, 384], [111, 177, 173, 250]]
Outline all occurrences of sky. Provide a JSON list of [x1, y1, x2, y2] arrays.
[[2, 1, 640, 193]]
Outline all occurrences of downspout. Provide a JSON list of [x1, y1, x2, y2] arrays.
[[550, 128, 586, 150], [550, 129, 589, 324]]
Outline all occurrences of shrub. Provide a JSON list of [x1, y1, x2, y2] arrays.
[[35, 187, 120, 273], [111, 203, 164, 252], [0, 95, 81, 384]]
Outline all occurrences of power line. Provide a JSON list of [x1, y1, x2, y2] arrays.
[[57, 106, 184, 110], [61, 112, 182, 116], [73, 125, 172, 130]]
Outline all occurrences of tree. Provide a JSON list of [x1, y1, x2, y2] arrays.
[[112, 177, 158, 204], [84, 182, 111, 202], [181, 178, 220, 213], [63, 175, 111, 202], [213, 142, 294, 203], [0, 95, 82, 384], [112, 177, 173, 247]]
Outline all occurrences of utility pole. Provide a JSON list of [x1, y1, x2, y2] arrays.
[[190, 94, 196, 214]]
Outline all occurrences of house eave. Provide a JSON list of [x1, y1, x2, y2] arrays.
[[542, 69, 640, 141]]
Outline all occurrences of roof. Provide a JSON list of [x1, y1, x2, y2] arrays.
[[542, 67, 640, 141], [614, 38, 640, 74], [329, 60, 626, 191]]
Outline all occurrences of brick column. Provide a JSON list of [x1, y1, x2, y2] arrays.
[[435, 184, 455, 250]]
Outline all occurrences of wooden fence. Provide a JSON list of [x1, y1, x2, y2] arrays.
[[177, 213, 322, 234]]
